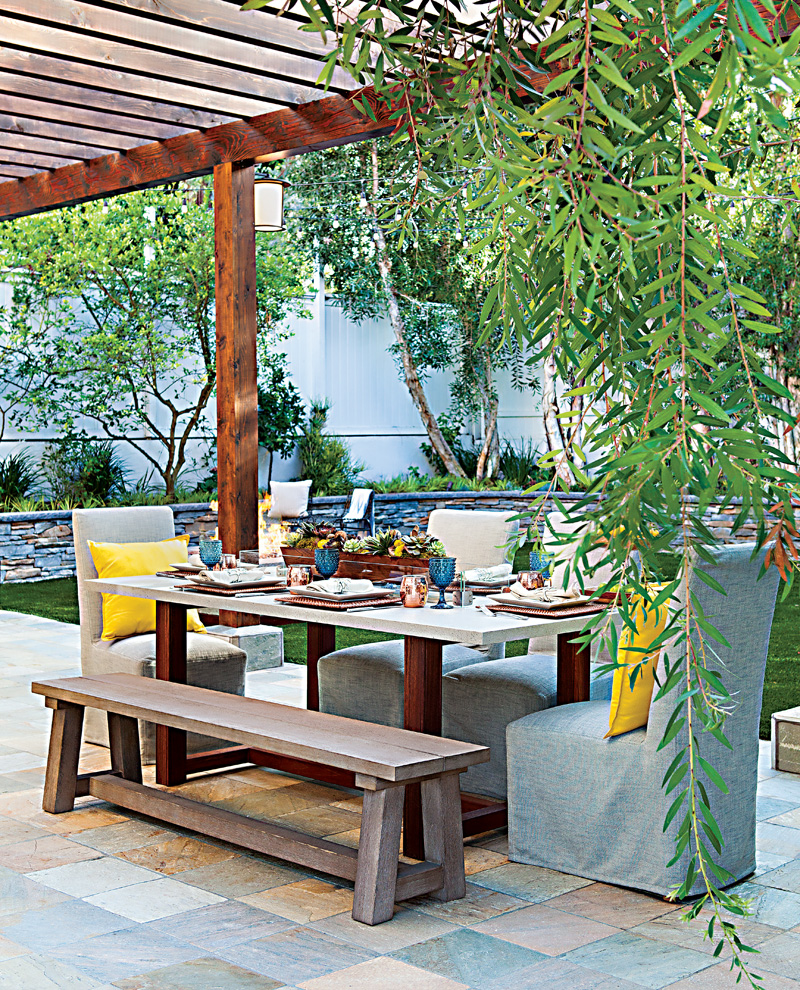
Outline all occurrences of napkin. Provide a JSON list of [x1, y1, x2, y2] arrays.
[[194, 569, 264, 586], [463, 563, 513, 583], [508, 583, 581, 602], [310, 578, 374, 595]]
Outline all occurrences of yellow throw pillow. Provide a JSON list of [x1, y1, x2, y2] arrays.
[[88, 536, 206, 641], [605, 594, 669, 738]]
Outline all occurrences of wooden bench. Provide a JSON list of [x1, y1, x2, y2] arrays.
[[32, 673, 489, 925]]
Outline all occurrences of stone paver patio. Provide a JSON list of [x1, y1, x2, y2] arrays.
[[1, 609, 800, 990]]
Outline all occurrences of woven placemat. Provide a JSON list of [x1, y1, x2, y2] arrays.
[[173, 582, 287, 597], [274, 594, 402, 611], [487, 603, 608, 619]]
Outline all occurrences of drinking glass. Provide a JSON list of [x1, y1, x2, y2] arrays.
[[428, 557, 456, 610], [400, 574, 428, 607], [315, 548, 340, 580], [288, 565, 311, 588], [529, 550, 555, 582], [199, 538, 222, 569]]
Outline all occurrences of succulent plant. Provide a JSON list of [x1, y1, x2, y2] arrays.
[[403, 526, 447, 559], [343, 538, 366, 553], [362, 527, 402, 556]]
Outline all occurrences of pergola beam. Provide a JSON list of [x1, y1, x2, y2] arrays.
[[0, 90, 396, 221]]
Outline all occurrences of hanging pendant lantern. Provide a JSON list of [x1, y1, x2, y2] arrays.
[[254, 178, 289, 232]]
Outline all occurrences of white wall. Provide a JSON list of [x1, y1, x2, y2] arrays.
[[0, 278, 544, 489]]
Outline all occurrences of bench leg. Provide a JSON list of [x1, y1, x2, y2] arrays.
[[108, 713, 142, 784], [352, 784, 404, 925], [42, 700, 84, 814], [421, 773, 466, 902]]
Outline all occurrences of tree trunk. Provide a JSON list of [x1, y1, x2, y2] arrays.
[[542, 335, 574, 486], [368, 144, 466, 478]]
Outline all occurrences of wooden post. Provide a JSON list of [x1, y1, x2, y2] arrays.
[[155, 600, 188, 786], [215, 160, 259, 627], [402, 636, 443, 859], [556, 632, 591, 706]]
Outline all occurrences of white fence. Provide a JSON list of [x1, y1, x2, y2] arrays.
[[0, 277, 544, 488]]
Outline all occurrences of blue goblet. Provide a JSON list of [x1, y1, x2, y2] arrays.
[[530, 549, 555, 581], [315, 547, 340, 580], [428, 556, 456, 609], [199, 538, 222, 569]]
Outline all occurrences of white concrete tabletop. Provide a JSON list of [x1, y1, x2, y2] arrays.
[[87, 575, 607, 647]]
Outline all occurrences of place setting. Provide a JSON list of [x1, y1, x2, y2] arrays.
[[170, 537, 290, 596], [274, 548, 403, 610]]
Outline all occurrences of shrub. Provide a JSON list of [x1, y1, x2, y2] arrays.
[[297, 400, 364, 496], [42, 436, 128, 505], [0, 451, 40, 505], [419, 413, 481, 477], [499, 439, 552, 489]]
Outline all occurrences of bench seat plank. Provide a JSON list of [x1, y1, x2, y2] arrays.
[[32, 674, 488, 782]]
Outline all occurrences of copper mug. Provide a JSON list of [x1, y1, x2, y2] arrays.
[[400, 574, 428, 607], [518, 570, 544, 590], [288, 565, 312, 588]]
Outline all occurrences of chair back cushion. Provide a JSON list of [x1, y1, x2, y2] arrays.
[[74, 506, 176, 651], [88, 537, 206, 641], [268, 480, 312, 519], [426, 508, 520, 571]]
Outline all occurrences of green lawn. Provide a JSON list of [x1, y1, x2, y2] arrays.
[[2, 574, 797, 739]]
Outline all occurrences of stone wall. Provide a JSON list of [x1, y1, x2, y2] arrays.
[[0, 491, 770, 584]]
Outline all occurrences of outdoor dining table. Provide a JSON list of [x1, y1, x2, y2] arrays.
[[87, 575, 603, 859]]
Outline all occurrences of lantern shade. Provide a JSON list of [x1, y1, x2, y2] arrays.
[[254, 178, 289, 232]]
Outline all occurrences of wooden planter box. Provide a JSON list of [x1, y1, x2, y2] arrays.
[[280, 547, 429, 582]]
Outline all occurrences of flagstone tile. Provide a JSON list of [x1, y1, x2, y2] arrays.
[[663, 959, 800, 989], [329, 795, 363, 813], [27, 856, 158, 897], [0, 817, 49, 847], [753, 857, 800, 894], [756, 822, 800, 860], [390, 926, 548, 986], [754, 848, 793, 876], [0, 935, 29, 961], [463, 846, 508, 875], [0, 753, 46, 774], [759, 776, 800, 805], [735, 931, 800, 980], [276, 805, 363, 838], [216, 926, 375, 985], [0, 834, 102, 873], [410, 881, 527, 926], [211, 783, 339, 822], [85, 877, 225, 923], [0, 774, 34, 796], [0, 864, 72, 919], [630, 908, 781, 955], [769, 806, 800, 829], [112, 956, 284, 990], [474, 902, 621, 955], [564, 931, 715, 989], [1, 899, 133, 951], [298, 956, 468, 990], [728, 882, 800, 929], [310, 907, 456, 953], [758, 796, 800, 821], [474, 832, 509, 854], [0, 952, 103, 989], [46, 927, 202, 985], [39, 807, 130, 836], [69, 822, 177, 856], [489, 956, 648, 990], [180, 855, 306, 898], [147, 901, 293, 950], [116, 835, 237, 875], [469, 862, 594, 903], [226, 768, 305, 791], [546, 883, 681, 929], [241, 879, 354, 924], [168, 777, 281, 804]]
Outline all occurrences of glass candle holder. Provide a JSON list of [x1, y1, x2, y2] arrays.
[[518, 570, 544, 590], [400, 574, 428, 607], [288, 565, 311, 588], [428, 557, 456, 609], [199, 538, 222, 569], [315, 547, 340, 580]]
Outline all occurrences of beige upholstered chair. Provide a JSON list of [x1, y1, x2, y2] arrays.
[[73, 507, 247, 763], [317, 507, 520, 727]]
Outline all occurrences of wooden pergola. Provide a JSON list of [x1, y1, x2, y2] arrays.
[[0, 0, 395, 557]]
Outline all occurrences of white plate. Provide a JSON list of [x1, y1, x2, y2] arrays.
[[189, 572, 286, 588], [170, 562, 205, 572], [289, 585, 398, 602], [487, 592, 591, 609]]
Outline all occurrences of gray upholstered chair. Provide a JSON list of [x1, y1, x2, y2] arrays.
[[439, 509, 619, 799], [505, 543, 779, 896], [74, 507, 247, 763], [318, 508, 520, 728]]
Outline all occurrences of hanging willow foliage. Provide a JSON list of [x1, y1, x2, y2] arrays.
[[241, 0, 800, 975]]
